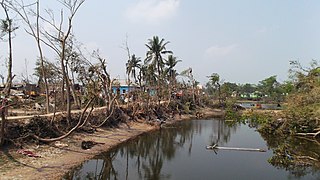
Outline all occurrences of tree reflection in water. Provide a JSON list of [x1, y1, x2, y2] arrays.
[[64, 119, 320, 180], [64, 120, 203, 180], [208, 120, 237, 147], [260, 131, 320, 179]]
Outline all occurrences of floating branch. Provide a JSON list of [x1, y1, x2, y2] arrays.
[[206, 144, 266, 152]]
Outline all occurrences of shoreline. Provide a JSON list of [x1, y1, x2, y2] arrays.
[[0, 107, 223, 180]]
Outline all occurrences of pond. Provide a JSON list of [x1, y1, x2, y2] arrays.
[[237, 102, 282, 110], [64, 119, 320, 180]]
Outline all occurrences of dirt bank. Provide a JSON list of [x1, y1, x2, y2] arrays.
[[0, 107, 223, 180]]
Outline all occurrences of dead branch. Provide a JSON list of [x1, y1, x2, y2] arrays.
[[32, 97, 94, 142], [79, 103, 94, 128], [296, 130, 320, 138], [90, 104, 116, 128], [295, 156, 318, 162]]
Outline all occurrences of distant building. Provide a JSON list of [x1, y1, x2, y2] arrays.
[[111, 79, 139, 95], [12, 83, 40, 96]]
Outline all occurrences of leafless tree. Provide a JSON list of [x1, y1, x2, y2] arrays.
[[1, 0, 18, 96], [36, 0, 85, 120], [9, 0, 51, 113], [0, 0, 18, 146]]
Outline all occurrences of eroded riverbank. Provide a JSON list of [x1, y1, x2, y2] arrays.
[[0, 108, 223, 180]]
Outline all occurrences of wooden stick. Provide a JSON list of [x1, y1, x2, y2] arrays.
[[206, 145, 266, 152]]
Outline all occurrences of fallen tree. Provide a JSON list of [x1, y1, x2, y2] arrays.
[[31, 97, 95, 142], [296, 129, 320, 139]]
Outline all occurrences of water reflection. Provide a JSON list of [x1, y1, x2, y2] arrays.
[[65, 119, 320, 180], [261, 133, 320, 179]]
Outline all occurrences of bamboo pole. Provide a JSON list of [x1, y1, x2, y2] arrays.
[[206, 145, 266, 152]]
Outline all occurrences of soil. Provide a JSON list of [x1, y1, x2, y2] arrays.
[[0, 107, 223, 180]]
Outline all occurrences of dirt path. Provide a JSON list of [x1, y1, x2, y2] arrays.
[[7, 106, 109, 120], [0, 108, 223, 180]]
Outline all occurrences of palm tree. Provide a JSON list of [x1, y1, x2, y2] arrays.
[[145, 36, 172, 104], [126, 54, 141, 84], [165, 55, 181, 82], [164, 55, 181, 104], [145, 36, 172, 82], [145, 64, 157, 87], [208, 73, 221, 105]]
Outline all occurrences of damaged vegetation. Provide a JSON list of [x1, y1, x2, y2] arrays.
[[4, 103, 179, 146], [0, 0, 214, 151], [235, 61, 320, 174]]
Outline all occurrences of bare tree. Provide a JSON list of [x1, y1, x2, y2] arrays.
[[0, 0, 18, 146], [122, 35, 132, 86], [1, 0, 18, 96], [36, 0, 85, 120], [9, 0, 51, 113]]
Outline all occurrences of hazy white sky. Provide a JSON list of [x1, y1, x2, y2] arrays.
[[1, 0, 320, 84]]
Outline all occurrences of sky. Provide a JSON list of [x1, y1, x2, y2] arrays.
[[1, 0, 320, 85]]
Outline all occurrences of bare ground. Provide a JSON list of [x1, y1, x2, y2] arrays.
[[0, 108, 223, 180]]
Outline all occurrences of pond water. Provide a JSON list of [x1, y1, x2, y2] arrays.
[[64, 119, 320, 180], [238, 102, 281, 110]]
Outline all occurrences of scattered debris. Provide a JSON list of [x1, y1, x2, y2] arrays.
[[54, 141, 68, 148], [81, 140, 105, 150], [17, 149, 41, 158], [34, 103, 45, 111], [195, 111, 204, 119]]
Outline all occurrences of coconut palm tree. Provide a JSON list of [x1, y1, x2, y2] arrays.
[[165, 55, 181, 81], [208, 73, 221, 105], [145, 36, 172, 104], [145, 36, 172, 82], [164, 55, 181, 104], [126, 54, 141, 84]]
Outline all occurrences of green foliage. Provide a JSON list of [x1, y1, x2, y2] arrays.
[[183, 102, 191, 114], [34, 58, 61, 84], [126, 54, 141, 84], [264, 136, 320, 178], [282, 60, 320, 133], [243, 111, 272, 124], [224, 98, 241, 120], [145, 36, 172, 81], [257, 75, 284, 102]]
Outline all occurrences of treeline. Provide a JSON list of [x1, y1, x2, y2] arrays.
[[206, 73, 294, 103], [240, 60, 320, 137], [0, 0, 205, 147]]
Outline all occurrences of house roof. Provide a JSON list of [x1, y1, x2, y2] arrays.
[[113, 79, 138, 87]]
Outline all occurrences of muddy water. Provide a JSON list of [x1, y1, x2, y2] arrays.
[[64, 119, 320, 180]]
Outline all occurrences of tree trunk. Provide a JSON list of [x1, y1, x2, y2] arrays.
[[0, 107, 6, 146], [60, 39, 72, 120], [1, 2, 13, 146], [33, 97, 94, 142], [70, 70, 80, 109], [36, 1, 50, 114], [2, 6, 13, 96]]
